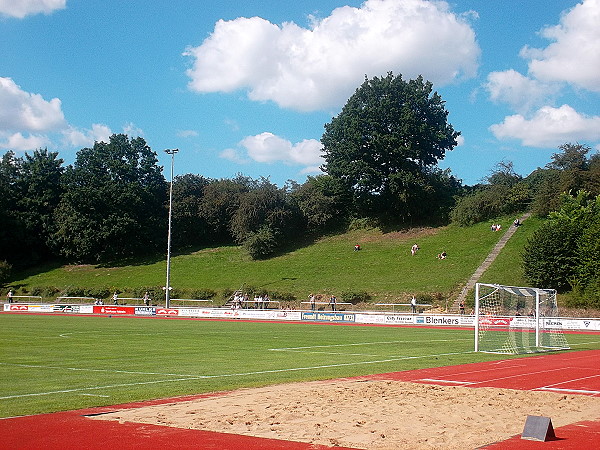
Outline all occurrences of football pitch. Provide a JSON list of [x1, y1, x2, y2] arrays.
[[2, 314, 599, 418]]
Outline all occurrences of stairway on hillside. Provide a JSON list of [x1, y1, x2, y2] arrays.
[[449, 213, 531, 313]]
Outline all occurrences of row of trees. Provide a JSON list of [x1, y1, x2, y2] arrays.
[[450, 144, 600, 226], [2, 72, 463, 273], [1, 72, 598, 308]]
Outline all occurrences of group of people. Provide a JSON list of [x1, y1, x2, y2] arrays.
[[231, 291, 270, 309], [308, 293, 338, 311], [490, 223, 502, 231]]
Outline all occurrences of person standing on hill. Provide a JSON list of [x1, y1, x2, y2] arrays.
[[411, 295, 417, 314], [329, 295, 337, 311], [7, 289, 13, 303], [309, 294, 316, 311]]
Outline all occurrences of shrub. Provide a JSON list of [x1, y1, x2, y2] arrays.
[[0, 260, 12, 284], [190, 289, 217, 300], [269, 291, 296, 302], [340, 291, 371, 304], [62, 286, 86, 297], [30, 286, 60, 298], [243, 226, 278, 259]]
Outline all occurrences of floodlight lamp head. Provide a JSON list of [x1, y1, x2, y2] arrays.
[[165, 148, 179, 155]]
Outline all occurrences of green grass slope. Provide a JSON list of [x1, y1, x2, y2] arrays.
[[9, 217, 540, 304]]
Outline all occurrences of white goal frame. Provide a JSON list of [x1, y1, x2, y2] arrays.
[[474, 283, 570, 354]]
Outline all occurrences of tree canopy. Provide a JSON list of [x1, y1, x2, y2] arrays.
[[321, 73, 460, 222], [51, 135, 167, 262]]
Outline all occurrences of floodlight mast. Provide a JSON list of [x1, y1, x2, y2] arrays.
[[164, 148, 179, 308]]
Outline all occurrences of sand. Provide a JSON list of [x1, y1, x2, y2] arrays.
[[93, 379, 600, 449]]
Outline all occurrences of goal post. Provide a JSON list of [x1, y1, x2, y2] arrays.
[[475, 283, 570, 354]]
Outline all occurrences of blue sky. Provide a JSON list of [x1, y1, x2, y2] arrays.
[[1, 0, 599, 186]]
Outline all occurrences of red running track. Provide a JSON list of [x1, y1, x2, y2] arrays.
[[1, 350, 599, 449]]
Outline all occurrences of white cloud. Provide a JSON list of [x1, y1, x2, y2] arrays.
[[0, 132, 51, 151], [0, 0, 66, 18], [62, 124, 112, 147], [485, 70, 559, 114], [0, 77, 66, 132], [123, 122, 144, 139], [219, 148, 249, 164], [177, 129, 199, 138], [520, 0, 600, 92], [239, 132, 323, 166], [489, 104, 600, 147], [185, 0, 479, 111]]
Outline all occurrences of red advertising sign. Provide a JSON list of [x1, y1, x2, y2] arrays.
[[480, 317, 511, 327], [9, 304, 29, 311], [93, 305, 135, 315]]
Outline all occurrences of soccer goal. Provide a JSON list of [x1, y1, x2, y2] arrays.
[[474, 283, 570, 354]]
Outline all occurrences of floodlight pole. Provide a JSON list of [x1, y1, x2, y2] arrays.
[[164, 148, 179, 308]]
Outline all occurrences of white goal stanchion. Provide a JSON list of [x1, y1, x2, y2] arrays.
[[475, 283, 570, 354]]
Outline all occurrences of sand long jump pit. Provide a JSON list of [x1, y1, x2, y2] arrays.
[[91, 378, 600, 449]]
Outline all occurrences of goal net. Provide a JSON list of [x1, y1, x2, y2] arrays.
[[475, 283, 570, 354]]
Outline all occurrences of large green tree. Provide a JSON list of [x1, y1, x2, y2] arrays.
[[52, 135, 167, 262], [321, 72, 460, 221], [523, 191, 600, 306]]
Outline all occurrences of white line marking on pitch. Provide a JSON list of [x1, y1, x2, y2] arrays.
[[0, 351, 472, 400], [269, 338, 472, 351], [0, 362, 198, 377]]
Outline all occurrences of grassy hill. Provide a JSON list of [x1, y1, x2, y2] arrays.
[[9, 216, 540, 306]]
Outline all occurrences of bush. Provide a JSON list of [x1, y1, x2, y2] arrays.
[[269, 291, 296, 302], [340, 291, 371, 304], [83, 287, 111, 299], [243, 226, 278, 259], [190, 289, 217, 300], [30, 286, 60, 298], [61, 286, 86, 297], [0, 260, 12, 284]]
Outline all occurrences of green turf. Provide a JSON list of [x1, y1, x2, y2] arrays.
[[2, 314, 599, 418]]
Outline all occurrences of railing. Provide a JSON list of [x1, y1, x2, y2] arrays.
[[300, 301, 353, 310], [375, 303, 433, 312], [6, 295, 43, 304]]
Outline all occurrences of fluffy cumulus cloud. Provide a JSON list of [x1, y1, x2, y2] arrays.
[[490, 105, 600, 148], [221, 132, 324, 171], [520, 0, 600, 92], [0, 0, 66, 18], [62, 124, 113, 148], [185, 0, 479, 111], [0, 77, 66, 132], [0, 132, 50, 151], [485, 70, 559, 114], [0, 76, 117, 151]]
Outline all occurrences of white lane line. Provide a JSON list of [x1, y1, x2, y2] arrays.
[[419, 378, 475, 385], [270, 338, 472, 351], [537, 387, 600, 395], [0, 362, 197, 377], [0, 351, 472, 400]]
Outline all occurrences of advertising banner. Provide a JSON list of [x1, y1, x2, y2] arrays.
[[156, 308, 179, 316], [415, 315, 461, 326], [93, 305, 135, 315], [301, 312, 356, 323], [134, 307, 156, 316], [53, 304, 80, 313]]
